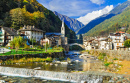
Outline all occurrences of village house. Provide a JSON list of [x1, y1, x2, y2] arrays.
[[0, 26, 18, 46], [40, 33, 60, 47], [109, 31, 126, 50], [18, 25, 45, 43], [83, 38, 100, 50], [99, 38, 112, 50]]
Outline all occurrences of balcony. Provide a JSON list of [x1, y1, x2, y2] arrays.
[[0, 36, 4, 39], [0, 39, 4, 43], [0, 32, 4, 36]]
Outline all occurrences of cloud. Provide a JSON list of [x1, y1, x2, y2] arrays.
[[90, 0, 105, 5], [77, 5, 114, 25], [40, 0, 99, 17]]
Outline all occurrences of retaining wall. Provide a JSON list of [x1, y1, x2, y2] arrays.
[[90, 49, 130, 61]]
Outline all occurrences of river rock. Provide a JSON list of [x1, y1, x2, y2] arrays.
[[42, 80, 47, 82], [2, 76, 7, 78], [0, 80, 5, 83], [81, 81, 87, 83]]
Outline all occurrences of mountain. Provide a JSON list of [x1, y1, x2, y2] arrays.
[[0, 0, 76, 43], [53, 11, 84, 32], [77, 0, 130, 35], [84, 6, 130, 36]]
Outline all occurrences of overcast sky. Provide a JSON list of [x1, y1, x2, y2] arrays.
[[37, 0, 128, 25]]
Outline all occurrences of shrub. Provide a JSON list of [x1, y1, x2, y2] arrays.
[[59, 56, 65, 61], [113, 58, 118, 60], [37, 46, 43, 49], [24, 44, 30, 50], [46, 57, 52, 62]]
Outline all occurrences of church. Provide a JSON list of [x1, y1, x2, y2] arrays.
[[40, 20, 68, 47]]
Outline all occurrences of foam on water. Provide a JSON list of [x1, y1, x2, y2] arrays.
[[0, 66, 102, 83]]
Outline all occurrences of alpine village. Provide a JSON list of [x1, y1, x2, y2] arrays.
[[0, 0, 130, 83]]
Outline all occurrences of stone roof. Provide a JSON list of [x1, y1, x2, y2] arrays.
[[1, 26, 18, 36], [18, 25, 44, 32]]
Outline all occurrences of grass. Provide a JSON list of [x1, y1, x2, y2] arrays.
[[2, 57, 53, 64], [0, 47, 63, 56]]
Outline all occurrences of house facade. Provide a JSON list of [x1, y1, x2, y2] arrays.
[[18, 25, 45, 43], [99, 38, 112, 50], [0, 26, 18, 46], [109, 31, 126, 50]]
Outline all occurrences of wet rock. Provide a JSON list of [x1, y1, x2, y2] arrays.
[[113, 77, 119, 81], [0, 80, 5, 83], [42, 80, 47, 82], [116, 81, 122, 83], [81, 81, 87, 83], [2, 76, 7, 78], [122, 79, 129, 83]]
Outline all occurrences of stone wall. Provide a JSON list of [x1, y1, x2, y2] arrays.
[[90, 49, 130, 61]]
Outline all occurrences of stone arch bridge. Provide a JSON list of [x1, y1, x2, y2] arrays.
[[64, 43, 85, 52]]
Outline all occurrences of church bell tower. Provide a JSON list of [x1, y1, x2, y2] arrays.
[[61, 20, 65, 37]]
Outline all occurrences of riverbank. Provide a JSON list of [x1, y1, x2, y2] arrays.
[[81, 50, 130, 75]]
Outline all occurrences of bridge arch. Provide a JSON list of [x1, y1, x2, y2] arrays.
[[68, 43, 85, 50]]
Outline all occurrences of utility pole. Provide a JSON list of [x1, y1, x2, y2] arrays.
[[32, 37, 33, 48], [45, 35, 46, 52]]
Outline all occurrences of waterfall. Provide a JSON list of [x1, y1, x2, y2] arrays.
[[0, 66, 103, 83]]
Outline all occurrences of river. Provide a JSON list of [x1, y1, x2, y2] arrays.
[[0, 51, 106, 83]]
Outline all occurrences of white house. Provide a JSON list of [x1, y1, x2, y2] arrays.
[[0, 26, 18, 46], [109, 31, 126, 50], [99, 38, 112, 50], [18, 25, 45, 43]]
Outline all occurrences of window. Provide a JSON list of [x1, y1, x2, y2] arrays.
[[117, 43, 119, 45], [122, 43, 124, 46]]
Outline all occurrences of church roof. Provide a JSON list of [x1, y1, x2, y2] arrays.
[[45, 33, 61, 36]]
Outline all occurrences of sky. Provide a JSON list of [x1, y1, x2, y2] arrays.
[[37, 0, 128, 25]]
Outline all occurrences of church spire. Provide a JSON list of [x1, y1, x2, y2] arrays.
[[62, 20, 64, 28], [61, 20, 65, 37]]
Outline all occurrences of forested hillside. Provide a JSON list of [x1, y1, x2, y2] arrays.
[[0, 0, 76, 43], [84, 6, 130, 36]]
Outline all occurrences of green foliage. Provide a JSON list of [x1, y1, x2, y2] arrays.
[[124, 39, 130, 47], [85, 6, 130, 36], [113, 58, 118, 60], [46, 57, 52, 62], [67, 58, 71, 61], [10, 36, 24, 51], [59, 56, 65, 61], [24, 44, 30, 50], [104, 62, 113, 67], [37, 45, 43, 49]]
